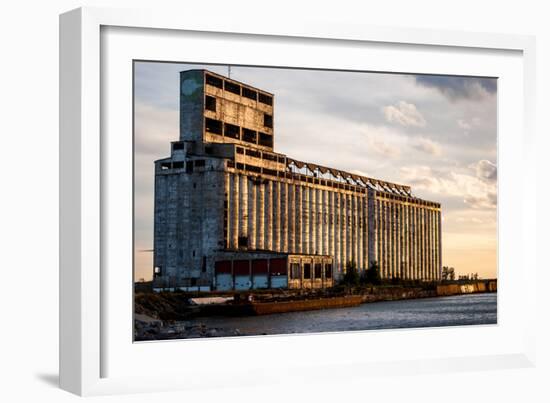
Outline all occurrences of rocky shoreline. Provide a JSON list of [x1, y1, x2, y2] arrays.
[[135, 314, 244, 340]]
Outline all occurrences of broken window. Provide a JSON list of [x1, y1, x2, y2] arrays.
[[172, 161, 184, 169], [205, 95, 216, 112], [245, 164, 261, 173], [258, 93, 273, 105], [172, 142, 185, 151], [303, 263, 311, 279], [325, 264, 333, 279], [263, 113, 273, 128], [205, 74, 223, 89], [263, 153, 277, 162], [290, 263, 301, 279], [224, 123, 240, 139], [205, 118, 222, 135], [258, 132, 273, 147], [242, 87, 258, 101], [194, 159, 205, 167], [242, 128, 257, 144], [314, 263, 322, 279], [262, 168, 277, 177], [236, 147, 244, 154], [186, 161, 194, 173], [224, 80, 241, 95], [154, 266, 162, 277], [160, 162, 171, 170], [238, 236, 248, 248], [245, 149, 261, 158]]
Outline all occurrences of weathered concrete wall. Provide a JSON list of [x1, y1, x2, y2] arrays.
[[373, 193, 442, 281], [153, 155, 226, 290], [179, 70, 204, 143]]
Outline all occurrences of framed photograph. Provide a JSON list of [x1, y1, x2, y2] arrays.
[[60, 7, 536, 396]]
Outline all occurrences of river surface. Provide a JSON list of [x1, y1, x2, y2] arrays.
[[180, 293, 497, 338]]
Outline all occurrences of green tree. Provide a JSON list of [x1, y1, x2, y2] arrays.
[[364, 261, 381, 285], [342, 260, 360, 286]]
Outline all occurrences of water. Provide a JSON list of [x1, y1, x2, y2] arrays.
[[185, 293, 497, 338]]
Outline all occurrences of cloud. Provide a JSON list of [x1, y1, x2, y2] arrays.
[[367, 137, 401, 158], [473, 159, 497, 183], [456, 217, 484, 224], [382, 101, 426, 127], [414, 76, 497, 101], [457, 119, 472, 131], [457, 117, 483, 135], [411, 137, 442, 156], [400, 162, 497, 209]]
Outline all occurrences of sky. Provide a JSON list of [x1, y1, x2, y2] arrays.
[[134, 61, 497, 282]]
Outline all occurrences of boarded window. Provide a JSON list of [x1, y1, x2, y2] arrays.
[[314, 263, 322, 279], [206, 74, 223, 89], [290, 263, 301, 279], [303, 264, 311, 279], [224, 80, 241, 95], [205, 95, 216, 111], [205, 118, 222, 134], [224, 123, 240, 139], [258, 93, 273, 105], [263, 113, 273, 128], [242, 87, 258, 101]]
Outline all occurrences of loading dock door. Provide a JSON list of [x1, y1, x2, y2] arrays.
[[214, 261, 233, 291], [216, 274, 233, 291], [252, 259, 268, 289], [234, 260, 251, 291]]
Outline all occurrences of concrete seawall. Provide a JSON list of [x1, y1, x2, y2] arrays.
[[436, 280, 497, 296]]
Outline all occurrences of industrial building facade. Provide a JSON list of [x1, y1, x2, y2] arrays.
[[152, 70, 442, 292]]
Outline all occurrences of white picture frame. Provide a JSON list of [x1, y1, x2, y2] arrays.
[[59, 6, 537, 396]]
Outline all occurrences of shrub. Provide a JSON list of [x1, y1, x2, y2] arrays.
[[364, 261, 381, 285], [341, 260, 360, 286]]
